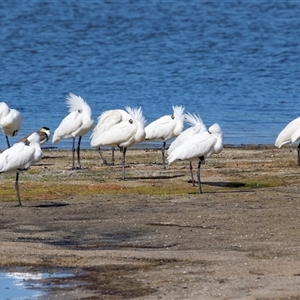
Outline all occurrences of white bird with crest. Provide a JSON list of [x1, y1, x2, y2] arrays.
[[91, 106, 146, 179], [145, 105, 185, 169], [168, 123, 223, 194], [168, 112, 207, 185], [90, 109, 131, 165], [52, 93, 94, 169]]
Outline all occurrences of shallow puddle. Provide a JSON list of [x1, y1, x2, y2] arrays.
[[0, 270, 74, 299]]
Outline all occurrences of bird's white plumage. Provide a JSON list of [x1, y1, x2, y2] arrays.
[[0, 102, 22, 137], [90, 106, 146, 149], [90, 109, 131, 141], [275, 116, 300, 148], [0, 131, 42, 205], [168, 112, 207, 155], [0, 102, 22, 148], [145, 105, 185, 141], [0, 132, 41, 173], [27, 132, 43, 163], [0, 143, 34, 173], [167, 123, 223, 165], [52, 93, 94, 143], [91, 106, 146, 179]]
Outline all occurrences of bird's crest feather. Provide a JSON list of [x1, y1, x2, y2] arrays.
[[125, 106, 146, 126], [172, 105, 185, 118], [184, 112, 205, 127], [66, 93, 92, 116]]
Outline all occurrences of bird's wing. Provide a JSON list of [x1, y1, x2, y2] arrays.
[[291, 127, 300, 143], [90, 120, 136, 148], [168, 125, 204, 155], [0, 143, 34, 172], [52, 111, 83, 143], [0, 109, 22, 136], [145, 116, 175, 140], [168, 132, 215, 164], [275, 117, 300, 147], [98, 110, 125, 124], [91, 110, 126, 139]]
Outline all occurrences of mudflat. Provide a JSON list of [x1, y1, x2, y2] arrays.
[[1, 145, 300, 299]]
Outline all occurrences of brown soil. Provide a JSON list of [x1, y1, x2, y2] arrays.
[[1, 145, 300, 299]]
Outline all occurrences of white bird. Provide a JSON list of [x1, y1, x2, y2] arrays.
[[168, 112, 207, 185], [52, 93, 94, 169], [90, 109, 131, 165], [275, 116, 300, 165], [18, 127, 51, 146], [167, 123, 223, 193], [0, 132, 42, 206], [0, 102, 22, 148], [91, 106, 146, 179], [145, 105, 185, 169]]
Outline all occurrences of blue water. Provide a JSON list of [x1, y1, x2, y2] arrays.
[[0, 271, 74, 299], [1, 1, 299, 149]]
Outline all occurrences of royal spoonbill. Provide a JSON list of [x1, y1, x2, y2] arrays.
[[52, 93, 94, 169], [145, 105, 185, 169], [275, 116, 300, 165], [91, 106, 146, 179], [91, 109, 131, 165], [168, 112, 207, 185], [167, 123, 223, 193], [0, 102, 22, 148]]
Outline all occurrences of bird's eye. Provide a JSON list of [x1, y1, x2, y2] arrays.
[[129, 119, 133, 124], [171, 115, 175, 120], [78, 110, 82, 113]]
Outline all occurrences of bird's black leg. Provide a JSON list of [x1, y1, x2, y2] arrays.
[[5, 136, 10, 148], [111, 147, 115, 166], [122, 147, 127, 180], [197, 156, 205, 194], [77, 136, 82, 169], [71, 137, 76, 169], [98, 147, 109, 165], [189, 161, 195, 186], [297, 143, 300, 166], [162, 141, 166, 169], [98, 147, 115, 166], [15, 172, 22, 206]]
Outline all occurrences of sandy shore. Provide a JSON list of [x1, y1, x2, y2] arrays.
[[1, 145, 300, 299]]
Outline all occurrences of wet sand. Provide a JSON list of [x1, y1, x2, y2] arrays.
[[1, 146, 300, 299]]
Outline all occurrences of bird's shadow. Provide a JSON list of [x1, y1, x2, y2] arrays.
[[33, 202, 69, 208], [33, 163, 55, 167], [126, 174, 185, 180], [202, 181, 246, 188]]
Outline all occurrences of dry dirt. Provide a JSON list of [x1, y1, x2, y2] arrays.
[[1, 145, 300, 299]]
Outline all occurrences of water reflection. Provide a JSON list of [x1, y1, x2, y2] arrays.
[[0, 271, 74, 299]]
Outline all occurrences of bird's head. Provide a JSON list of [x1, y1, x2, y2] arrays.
[[40, 126, 51, 137]]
